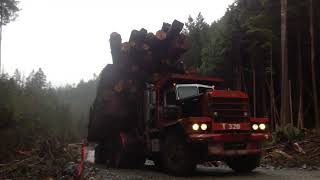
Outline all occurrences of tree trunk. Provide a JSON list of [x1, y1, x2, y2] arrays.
[[309, 0, 320, 129], [289, 80, 293, 125], [0, 2, 3, 74], [280, 0, 290, 127], [297, 33, 304, 129], [0, 22, 2, 74], [252, 65, 256, 118], [270, 45, 274, 129]]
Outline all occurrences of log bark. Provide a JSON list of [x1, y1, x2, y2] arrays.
[[110, 32, 122, 65], [167, 20, 184, 38], [161, 22, 171, 32], [129, 29, 147, 46]]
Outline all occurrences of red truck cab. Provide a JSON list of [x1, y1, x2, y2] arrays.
[[144, 73, 269, 175]]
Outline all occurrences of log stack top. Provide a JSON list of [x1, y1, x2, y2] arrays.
[[109, 19, 188, 77], [97, 20, 189, 96]]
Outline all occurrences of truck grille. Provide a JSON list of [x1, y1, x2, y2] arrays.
[[210, 98, 249, 122]]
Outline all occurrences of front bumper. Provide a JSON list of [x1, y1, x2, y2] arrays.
[[189, 133, 269, 157], [189, 133, 269, 142]]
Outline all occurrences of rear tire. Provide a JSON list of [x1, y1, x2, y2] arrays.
[[111, 133, 146, 169], [94, 143, 107, 164], [153, 157, 163, 169], [162, 134, 196, 176], [226, 155, 261, 173]]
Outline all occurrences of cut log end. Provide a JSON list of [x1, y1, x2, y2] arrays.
[[156, 30, 167, 40], [162, 22, 171, 32], [110, 32, 122, 45]]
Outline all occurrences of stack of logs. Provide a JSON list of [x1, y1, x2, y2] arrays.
[[110, 20, 187, 77], [88, 20, 189, 141]]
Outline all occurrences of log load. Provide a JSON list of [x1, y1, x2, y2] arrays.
[[88, 20, 188, 142]]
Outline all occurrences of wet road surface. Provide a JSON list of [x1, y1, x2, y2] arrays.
[[86, 148, 320, 180], [93, 164, 320, 180]]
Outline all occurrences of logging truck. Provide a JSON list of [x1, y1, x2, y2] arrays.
[[87, 19, 269, 175], [88, 66, 269, 175]]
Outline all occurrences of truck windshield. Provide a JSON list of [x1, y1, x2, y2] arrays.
[[176, 86, 199, 99], [176, 84, 213, 100]]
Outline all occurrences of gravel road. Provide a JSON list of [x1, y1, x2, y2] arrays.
[[86, 148, 320, 180], [92, 164, 320, 180]]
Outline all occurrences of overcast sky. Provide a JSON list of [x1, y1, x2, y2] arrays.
[[2, 0, 234, 86]]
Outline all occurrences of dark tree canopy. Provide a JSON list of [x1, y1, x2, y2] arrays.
[[183, 13, 210, 68], [0, 0, 19, 25], [183, 0, 320, 130]]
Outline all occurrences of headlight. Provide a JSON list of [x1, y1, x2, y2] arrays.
[[244, 112, 248, 116], [200, 124, 208, 130], [252, 124, 259, 130], [192, 123, 199, 131], [259, 123, 266, 130]]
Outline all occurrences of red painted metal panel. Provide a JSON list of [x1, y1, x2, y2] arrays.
[[250, 117, 269, 123], [250, 133, 270, 141], [212, 122, 251, 131], [188, 116, 212, 123], [208, 148, 261, 156], [210, 90, 248, 98]]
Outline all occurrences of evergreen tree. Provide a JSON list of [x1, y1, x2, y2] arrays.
[[0, 0, 19, 72], [183, 13, 209, 68]]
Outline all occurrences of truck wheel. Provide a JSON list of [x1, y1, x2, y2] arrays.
[[113, 148, 142, 168], [127, 152, 146, 168], [111, 133, 146, 169], [153, 157, 163, 169], [107, 135, 126, 168], [94, 143, 107, 164], [162, 134, 196, 176], [226, 155, 261, 173]]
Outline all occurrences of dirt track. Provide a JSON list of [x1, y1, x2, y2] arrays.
[[86, 148, 320, 180], [93, 164, 320, 180]]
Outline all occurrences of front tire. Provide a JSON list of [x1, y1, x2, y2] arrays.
[[226, 155, 261, 173], [162, 134, 196, 176]]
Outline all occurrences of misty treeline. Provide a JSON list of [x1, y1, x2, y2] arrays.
[[183, 0, 320, 131], [1, 0, 320, 152], [0, 68, 97, 159]]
